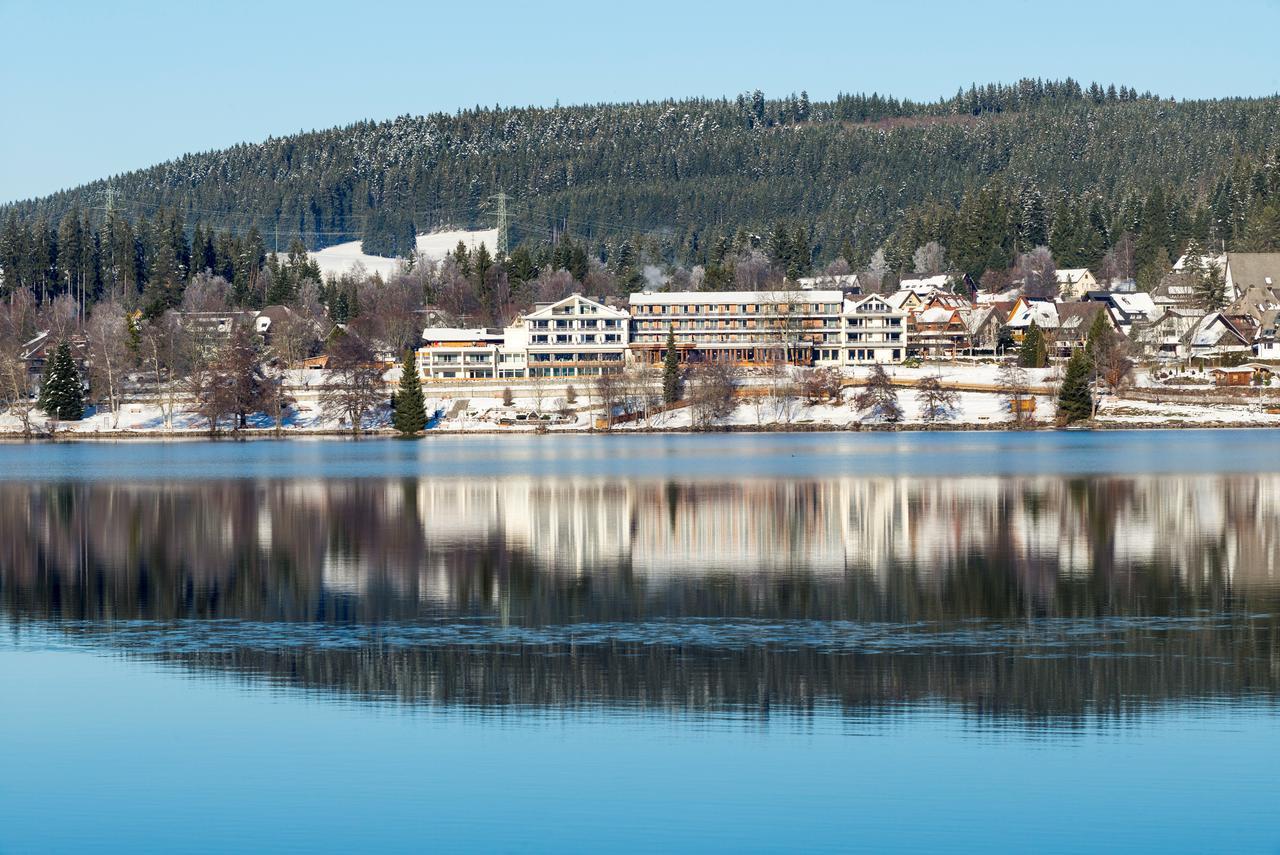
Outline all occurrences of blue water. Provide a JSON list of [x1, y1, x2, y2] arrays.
[[0, 428, 1277, 481], [1, 432, 1279, 853]]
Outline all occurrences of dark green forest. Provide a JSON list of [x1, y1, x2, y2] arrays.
[[6, 77, 1280, 316]]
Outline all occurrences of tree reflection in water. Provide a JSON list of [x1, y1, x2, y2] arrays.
[[2, 475, 1278, 720]]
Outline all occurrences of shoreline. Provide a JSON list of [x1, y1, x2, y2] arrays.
[[3, 420, 1278, 442]]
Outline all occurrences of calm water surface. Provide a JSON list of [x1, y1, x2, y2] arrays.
[[2, 432, 1280, 853]]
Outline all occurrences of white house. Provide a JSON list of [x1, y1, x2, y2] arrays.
[[842, 294, 907, 364], [522, 294, 630, 378]]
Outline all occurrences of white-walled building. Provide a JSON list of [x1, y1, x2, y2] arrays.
[[842, 294, 907, 364], [523, 294, 629, 378], [628, 290, 845, 366]]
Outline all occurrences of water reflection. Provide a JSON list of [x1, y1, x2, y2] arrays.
[[3, 475, 1279, 719]]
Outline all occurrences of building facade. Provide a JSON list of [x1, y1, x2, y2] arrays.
[[628, 290, 845, 366]]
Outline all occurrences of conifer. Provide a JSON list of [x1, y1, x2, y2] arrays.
[[1057, 349, 1094, 424], [662, 326, 682, 404], [39, 342, 85, 421], [392, 349, 427, 435]]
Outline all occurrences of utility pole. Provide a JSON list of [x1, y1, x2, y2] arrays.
[[491, 191, 509, 258]]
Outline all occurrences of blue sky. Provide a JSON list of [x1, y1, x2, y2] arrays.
[[3, 0, 1279, 204]]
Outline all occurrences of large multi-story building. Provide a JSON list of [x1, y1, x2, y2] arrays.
[[415, 328, 505, 380], [523, 294, 630, 377], [415, 290, 906, 380], [842, 294, 907, 364], [628, 290, 846, 366]]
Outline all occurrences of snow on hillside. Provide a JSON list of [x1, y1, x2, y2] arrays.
[[306, 228, 499, 279]]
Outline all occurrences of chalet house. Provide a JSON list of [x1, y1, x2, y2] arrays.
[[967, 303, 1015, 355], [1055, 268, 1097, 301], [1004, 297, 1058, 342], [1050, 302, 1113, 358], [909, 296, 974, 358], [1254, 309, 1280, 360], [1129, 308, 1203, 361], [1150, 272, 1200, 309], [1188, 312, 1255, 361], [1224, 253, 1280, 305], [21, 332, 90, 379], [1084, 291, 1159, 333]]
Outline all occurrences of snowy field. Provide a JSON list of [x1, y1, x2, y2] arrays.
[[307, 229, 499, 279]]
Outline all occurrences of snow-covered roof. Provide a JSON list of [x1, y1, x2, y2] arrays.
[[629, 290, 842, 305], [1055, 268, 1092, 283], [1109, 292, 1158, 320], [1007, 300, 1059, 329], [529, 293, 630, 319], [421, 327, 502, 344], [916, 306, 959, 324], [898, 275, 951, 290]]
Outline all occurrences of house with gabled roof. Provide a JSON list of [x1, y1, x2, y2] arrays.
[[1055, 268, 1097, 300], [1187, 312, 1255, 362], [1129, 308, 1202, 361], [522, 294, 630, 378], [842, 293, 907, 364], [1224, 253, 1280, 304]]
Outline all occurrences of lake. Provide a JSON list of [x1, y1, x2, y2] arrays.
[[2, 431, 1279, 853]]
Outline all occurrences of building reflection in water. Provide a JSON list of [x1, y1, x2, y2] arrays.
[[2, 474, 1278, 719]]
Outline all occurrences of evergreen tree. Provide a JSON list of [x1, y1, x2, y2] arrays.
[[1057, 349, 1094, 424], [662, 325, 682, 404], [38, 342, 85, 421], [1018, 321, 1049, 368], [392, 349, 427, 435]]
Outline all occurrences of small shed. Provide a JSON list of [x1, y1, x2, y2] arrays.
[[1212, 366, 1255, 387]]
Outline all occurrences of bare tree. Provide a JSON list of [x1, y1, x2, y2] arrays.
[[184, 321, 265, 433], [854, 364, 902, 423], [270, 310, 319, 368], [320, 333, 385, 435], [799, 367, 843, 404], [39, 294, 80, 343], [997, 363, 1034, 427], [916, 375, 959, 423], [1017, 246, 1058, 300], [592, 371, 623, 429], [85, 300, 131, 428], [732, 250, 779, 291], [358, 274, 424, 353], [912, 241, 947, 276], [1099, 233, 1136, 285], [686, 360, 738, 428], [180, 272, 233, 314], [140, 311, 191, 431], [0, 296, 37, 435]]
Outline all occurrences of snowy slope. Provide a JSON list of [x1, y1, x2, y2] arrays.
[[307, 228, 499, 279]]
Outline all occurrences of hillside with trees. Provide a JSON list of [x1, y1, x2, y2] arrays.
[[6, 78, 1280, 327]]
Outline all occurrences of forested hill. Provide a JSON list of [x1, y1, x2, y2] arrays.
[[7, 78, 1280, 274]]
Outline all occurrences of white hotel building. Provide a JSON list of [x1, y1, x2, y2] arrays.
[[416, 290, 905, 379]]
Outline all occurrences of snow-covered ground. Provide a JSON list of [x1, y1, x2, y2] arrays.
[[307, 228, 499, 279], [4, 362, 1279, 437]]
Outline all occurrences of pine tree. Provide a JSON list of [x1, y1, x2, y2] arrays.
[[392, 349, 427, 435], [39, 342, 85, 421], [1018, 321, 1049, 368], [1057, 349, 1094, 424], [662, 325, 682, 404]]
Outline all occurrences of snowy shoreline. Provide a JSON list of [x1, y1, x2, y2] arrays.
[[3, 419, 1278, 442]]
